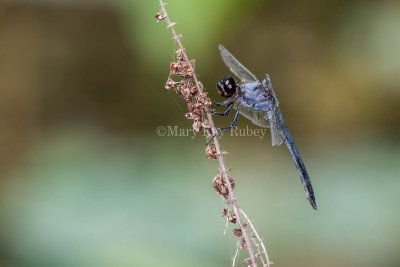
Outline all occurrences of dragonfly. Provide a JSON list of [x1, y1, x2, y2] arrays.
[[213, 45, 317, 210]]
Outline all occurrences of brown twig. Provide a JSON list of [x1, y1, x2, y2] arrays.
[[156, 1, 271, 266]]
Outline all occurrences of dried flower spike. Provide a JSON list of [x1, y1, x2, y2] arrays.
[[156, 2, 269, 266]]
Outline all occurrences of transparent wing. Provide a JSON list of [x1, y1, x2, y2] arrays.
[[237, 104, 269, 128], [219, 45, 258, 82], [268, 108, 285, 146]]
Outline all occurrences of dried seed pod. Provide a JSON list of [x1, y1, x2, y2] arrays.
[[228, 215, 237, 224], [244, 257, 252, 265], [193, 113, 201, 121], [206, 144, 217, 159], [170, 62, 180, 74], [192, 120, 202, 132], [180, 88, 191, 100], [184, 69, 194, 78], [233, 228, 242, 237], [185, 112, 193, 119], [241, 238, 247, 248], [230, 177, 236, 190], [190, 86, 198, 96], [186, 102, 195, 112], [201, 120, 211, 129], [212, 180, 220, 190], [165, 78, 175, 89], [211, 173, 236, 198], [218, 184, 228, 194], [194, 102, 204, 110], [212, 173, 223, 194], [176, 48, 185, 61], [221, 208, 228, 217], [155, 12, 166, 21]]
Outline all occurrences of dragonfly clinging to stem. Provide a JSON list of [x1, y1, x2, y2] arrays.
[[213, 45, 317, 210]]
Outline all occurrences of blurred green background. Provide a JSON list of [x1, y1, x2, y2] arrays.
[[0, 0, 399, 266]]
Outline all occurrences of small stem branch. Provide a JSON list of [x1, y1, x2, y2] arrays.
[[232, 241, 240, 267], [240, 208, 272, 267]]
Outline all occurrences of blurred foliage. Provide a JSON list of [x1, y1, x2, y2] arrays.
[[0, 0, 400, 267], [0, 131, 399, 267]]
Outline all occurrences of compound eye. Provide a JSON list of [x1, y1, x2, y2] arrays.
[[225, 78, 234, 89], [216, 76, 237, 98]]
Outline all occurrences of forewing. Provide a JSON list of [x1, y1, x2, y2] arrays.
[[237, 104, 269, 128], [219, 45, 258, 82]]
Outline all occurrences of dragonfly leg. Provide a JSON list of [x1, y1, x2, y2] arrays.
[[205, 103, 237, 144], [205, 104, 241, 144], [210, 102, 233, 116], [217, 103, 241, 134], [212, 98, 235, 107]]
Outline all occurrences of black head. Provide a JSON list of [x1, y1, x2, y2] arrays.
[[216, 76, 237, 98]]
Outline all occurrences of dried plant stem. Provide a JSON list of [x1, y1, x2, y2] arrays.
[[157, 1, 268, 266]]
